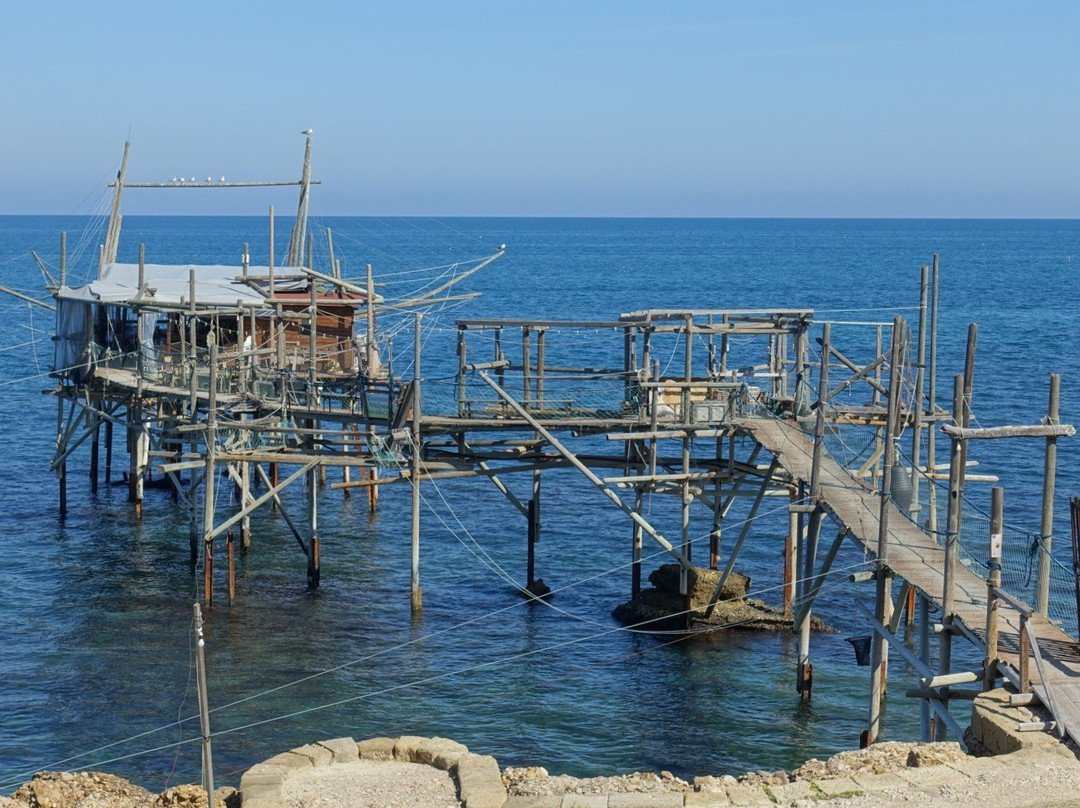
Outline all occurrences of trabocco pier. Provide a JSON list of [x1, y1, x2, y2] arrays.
[[13, 139, 1080, 756]]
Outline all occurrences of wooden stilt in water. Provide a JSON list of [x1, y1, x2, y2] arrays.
[[783, 532, 795, 616], [104, 419, 113, 485], [411, 312, 423, 613], [631, 487, 643, 598], [867, 316, 905, 745], [204, 536, 214, 606], [89, 409, 100, 494], [919, 593, 932, 740], [56, 393, 67, 517], [227, 530, 236, 603], [527, 499, 537, 589], [202, 332, 219, 606]]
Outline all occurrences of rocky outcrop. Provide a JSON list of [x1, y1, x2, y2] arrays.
[[612, 564, 830, 632], [4, 772, 236, 808]]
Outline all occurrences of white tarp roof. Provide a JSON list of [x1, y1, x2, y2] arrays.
[[55, 263, 307, 308]]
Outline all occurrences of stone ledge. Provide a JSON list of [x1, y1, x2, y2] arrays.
[[241, 735, 506, 808]]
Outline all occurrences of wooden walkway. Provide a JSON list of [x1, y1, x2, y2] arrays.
[[740, 414, 1080, 742]]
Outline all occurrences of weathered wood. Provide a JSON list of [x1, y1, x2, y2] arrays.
[[941, 423, 1074, 440]]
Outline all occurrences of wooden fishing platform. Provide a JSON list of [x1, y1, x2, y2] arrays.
[[16, 138, 1080, 753]]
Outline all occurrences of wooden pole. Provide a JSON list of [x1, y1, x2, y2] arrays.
[[926, 255, 940, 533], [910, 265, 928, 518], [938, 373, 966, 729], [522, 327, 532, 409], [918, 593, 932, 740], [56, 394, 67, 517], [202, 332, 218, 606], [1036, 373, 1061, 616], [59, 230, 67, 287], [411, 312, 423, 613], [104, 418, 113, 485], [984, 486, 1004, 690], [193, 603, 215, 802], [800, 321, 831, 699], [867, 316, 904, 745], [89, 407, 100, 494], [537, 328, 546, 409], [227, 530, 236, 604], [268, 205, 275, 300]]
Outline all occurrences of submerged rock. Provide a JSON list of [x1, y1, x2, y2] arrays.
[[612, 564, 831, 633]]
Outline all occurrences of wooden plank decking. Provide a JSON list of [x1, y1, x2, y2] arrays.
[[740, 414, 1080, 741]]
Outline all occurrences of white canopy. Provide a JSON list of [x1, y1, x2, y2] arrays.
[[54, 263, 308, 309]]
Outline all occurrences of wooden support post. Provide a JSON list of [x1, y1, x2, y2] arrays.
[[926, 255, 940, 533], [521, 326, 532, 410], [910, 265, 928, 518], [241, 446, 251, 551], [1036, 374, 1060, 616], [1019, 613, 1031, 694], [411, 312, 423, 613], [938, 373, 966, 727], [56, 394, 67, 517], [89, 408, 100, 494], [783, 532, 795, 616], [202, 332, 218, 606], [984, 486, 1004, 690], [104, 418, 113, 485], [799, 322, 831, 700], [227, 530, 236, 603], [919, 593, 932, 740], [308, 454, 320, 588], [193, 603, 215, 803], [867, 316, 905, 744], [632, 487, 643, 598], [537, 328, 546, 409], [457, 325, 467, 416], [527, 498, 537, 588]]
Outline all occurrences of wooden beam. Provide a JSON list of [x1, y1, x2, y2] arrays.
[[942, 424, 1076, 440]]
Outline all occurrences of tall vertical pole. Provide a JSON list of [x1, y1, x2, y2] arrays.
[[866, 316, 904, 746], [799, 322, 830, 699], [681, 315, 693, 599], [193, 603, 215, 803], [268, 205, 276, 301], [188, 268, 199, 562], [919, 593, 932, 740], [926, 255, 940, 533], [1036, 374, 1061, 616], [910, 266, 928, 517], [411, 313, 423, 613], [366, 264, 379, 511], [56, 394, 67, 517], [985, 486, 1004, 690], [202, 332, 218, 606], [938, 373, 966, 735]]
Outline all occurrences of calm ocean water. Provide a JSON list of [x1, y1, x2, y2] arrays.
[[0, 216, 1076, 791]]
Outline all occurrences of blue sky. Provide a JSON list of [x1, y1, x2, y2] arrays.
[[1, 2, 1078, 217]]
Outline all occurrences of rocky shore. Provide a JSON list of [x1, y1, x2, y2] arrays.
[[4, 692, 1076, 808]]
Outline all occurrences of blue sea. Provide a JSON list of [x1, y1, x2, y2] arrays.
[[0, 216, 1077, 792]]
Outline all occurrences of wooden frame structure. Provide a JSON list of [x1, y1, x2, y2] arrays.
[[20, 141, 1080, 752]]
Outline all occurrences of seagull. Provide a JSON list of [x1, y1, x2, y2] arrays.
[[301, 128, 313, 135], [172, 177, 178, 183]]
